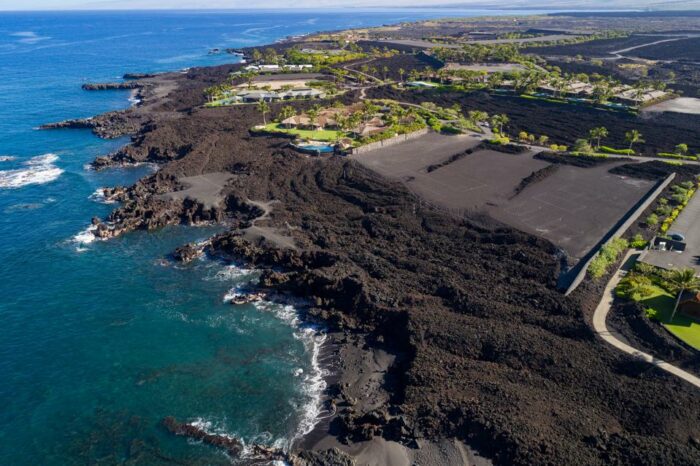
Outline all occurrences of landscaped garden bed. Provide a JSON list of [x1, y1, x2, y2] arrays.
[[616, 262, 700, 350]]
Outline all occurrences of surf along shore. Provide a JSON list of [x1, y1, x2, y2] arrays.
[[41, 37, 700, 466]]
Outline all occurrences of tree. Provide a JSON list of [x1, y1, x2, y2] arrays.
[[625, 130, 644, 153], [573, 138, 594, 154], [589, 127, 608, 149], [398, 68, 405, 82], [251, 48, 262, 63], [667, 268, 700, 322], [244, 71, 255, 89], [468, 110, 488, 126], [538, 135, 549, 146], [263, 48, 279, 64], [256, 100, 270, 125], [675, 143, 689, 156], [279, 105, 296, 128], [306, 104, 321, 130], [382, 66, 389, 81], [489, 114, 509, 135]]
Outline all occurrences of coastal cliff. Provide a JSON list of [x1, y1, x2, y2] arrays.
[[42, 62, 700, 466]]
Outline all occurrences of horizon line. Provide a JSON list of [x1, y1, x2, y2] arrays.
[[1, 7, 691, 13]]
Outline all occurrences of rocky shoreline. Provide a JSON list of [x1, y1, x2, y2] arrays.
[[43, 58, 700, 465]]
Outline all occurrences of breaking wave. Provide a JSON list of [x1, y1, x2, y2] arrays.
[[253, 300, 328, 443], [0, 153, 63, 189], [215, 263, 328, 446]]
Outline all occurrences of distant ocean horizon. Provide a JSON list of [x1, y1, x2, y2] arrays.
[[0, 8, 553, 464]]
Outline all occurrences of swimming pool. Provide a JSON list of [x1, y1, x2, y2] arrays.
[[295, 143, 335, 154]]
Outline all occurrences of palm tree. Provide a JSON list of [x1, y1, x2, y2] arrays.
[[490, 114, 509, 135], [398, 68, 405, 82], [279, 105, 296, 128], [256, 100, 270, 125], [244, 71, 255, 89], [306, 105, 320, 131], [468, 110, 488, 126], [668, 268, 700, 322], [625, 130, 644, 153], [589, 127, 608, 149]]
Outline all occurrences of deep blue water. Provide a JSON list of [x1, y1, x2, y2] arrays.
[[0, 9, 551, 464]]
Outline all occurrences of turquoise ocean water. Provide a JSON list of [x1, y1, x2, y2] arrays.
[[0, 9, 550, 464]]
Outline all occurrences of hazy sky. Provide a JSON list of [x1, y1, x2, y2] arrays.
[[0, 0, 697, 10]]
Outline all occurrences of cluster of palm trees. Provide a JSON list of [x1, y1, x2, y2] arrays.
[[583, 126, 644, 153]]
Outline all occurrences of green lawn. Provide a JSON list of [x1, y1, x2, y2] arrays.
[[640, 285, 700, 350], [262, 123, 343, 142]]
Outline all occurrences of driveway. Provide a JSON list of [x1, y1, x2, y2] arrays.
[[641, 189, 700, 274]]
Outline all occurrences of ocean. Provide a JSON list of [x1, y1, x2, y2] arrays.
[[0, 9, 549, 464]]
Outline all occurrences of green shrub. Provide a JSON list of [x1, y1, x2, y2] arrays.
[[657, 152, 698, 161], [441, 124, 463, 134], [671, 193, 686, 205], [629, 233, 648, 250], [588, 237, 628, 279], [616, 273, 654, 301], [573, 138, 594, 154], [645, 213, 659, 226], [489, 136, 510, 145], [599, 146, 634, 155], [655, 205, 672, 216]]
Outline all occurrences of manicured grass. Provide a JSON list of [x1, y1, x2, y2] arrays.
[[262, 123, 343, 142], [640, 285, 700, 350]]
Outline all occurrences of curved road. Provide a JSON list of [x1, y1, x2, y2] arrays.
[[592, 250, 700, 389]]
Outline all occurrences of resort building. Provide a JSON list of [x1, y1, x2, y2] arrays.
[[242, 64, 314, 73], [612, 88, 670, 106], [234, 87, 325, 103]]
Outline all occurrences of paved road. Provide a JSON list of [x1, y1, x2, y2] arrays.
[[592, 251, 700, 389]]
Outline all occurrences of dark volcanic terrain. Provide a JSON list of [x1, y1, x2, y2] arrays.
[[44, 59, 700, 466]]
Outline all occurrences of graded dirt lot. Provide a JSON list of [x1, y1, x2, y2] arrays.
[[350, 132, 483, 180], [353, 134, 655, 260], [405, 149, 550, 211], [643, 97, 700, 115], [490, 162, 654, 259]]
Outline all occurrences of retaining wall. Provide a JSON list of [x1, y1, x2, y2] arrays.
[[563, 172, 676, 296], [350, 128, 429, 155]]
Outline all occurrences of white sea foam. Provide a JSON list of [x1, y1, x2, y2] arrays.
[[0, 156, 16, 162], [0, 153, 63, 189], [213, 265, 257, 282], [70, 224, 105, 252], [72, 225, 97, 243], [252, 300, 328, 442], [89, 188, 116, 204]]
